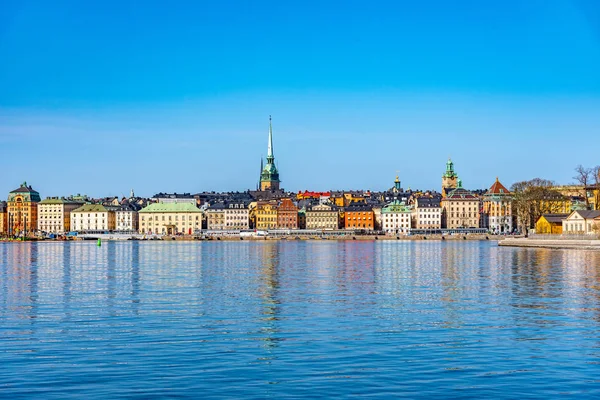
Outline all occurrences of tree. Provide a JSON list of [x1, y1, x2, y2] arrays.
[[511, 178, 567, 236], [574, 165, 592, 208], [593, 166, 600, 210]]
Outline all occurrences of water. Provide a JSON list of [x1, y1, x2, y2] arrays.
[[1, 241, 600, 399]]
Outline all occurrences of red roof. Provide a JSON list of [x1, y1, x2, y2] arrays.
[[488, 177, 510, 194]]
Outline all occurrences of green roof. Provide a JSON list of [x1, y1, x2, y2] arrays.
[[139, 202, 201, 213], [72, 204, 109, 213]]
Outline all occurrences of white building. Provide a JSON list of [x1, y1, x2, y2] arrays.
[[224, 202, 250, 230], [115, 203, 140, 232], [38, 198, 83, 234], [70, 204, 117, 232], [562, 210, 600, 234], [381, 200, 413, 234], [414, 197, 442, 230]]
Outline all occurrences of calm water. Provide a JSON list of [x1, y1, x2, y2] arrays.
[[1, 241, 600, 399]]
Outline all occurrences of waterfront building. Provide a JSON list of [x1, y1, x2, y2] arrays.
[[562, 210, 600, 235], [255, 200, 278, 230], [70, 204, 117, 232], [414, 197, 442, 230], [153, 192, 196, 205], [482, 178, 514, 233], [277, 198, 298, 229], [224, 202, 250, 230], [305, 203, 339, 230], [344, 202, 374, 230], [206, 203, 227, 230], [441, 158, 459, 198], [38, 197, 84, 234], [116, 203, 140, 232], [441, 180, 480, 229], [535, 214, 569, 234], [0, 201, 6, 235], [259, 116, 281, 192], [138, 202, 202, 235], [381, 200, 413, 234], [7, 182, 41, 236]]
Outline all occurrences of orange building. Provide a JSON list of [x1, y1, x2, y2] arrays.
[[277, 198, 298, 229], [344, 202, 374, 230], [7, 182, 41, 236]]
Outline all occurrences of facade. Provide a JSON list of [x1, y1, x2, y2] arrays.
[[535, 214, 569, 234], [0, 201, 6, 235], [206, 203, 227, 230], [414, 197, 442, 230], [562, 210, 600, 235], [139, 202, 202, 235], [277, 198, 298, 229], [224, 202, 250, 230], [38, 198, 84, 234], [70, 204, 117, 232], [441, 158, 459, 197], [344, 202, 374, 230], [255, 200, 278, 230], [259, 116, 281, 191], [7, 182, 41, 236], [305, 203, 339, 230], [115, 203, 140, 232], [482, 178, 514, 233], [381, 200, 412, 234], [441, 181, 480, 229]]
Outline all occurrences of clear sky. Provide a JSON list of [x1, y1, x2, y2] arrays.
[[1, 0, 600, 198]]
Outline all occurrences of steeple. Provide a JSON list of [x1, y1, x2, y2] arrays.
[[267, 115, 274, 163]]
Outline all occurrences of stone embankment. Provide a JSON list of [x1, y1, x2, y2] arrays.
[[499, 237, 600, 250]]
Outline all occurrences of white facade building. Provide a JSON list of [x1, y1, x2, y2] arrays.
[[381, 200, 413, 234], [71, 204, 117, 232], [414, 197, 442, 230]]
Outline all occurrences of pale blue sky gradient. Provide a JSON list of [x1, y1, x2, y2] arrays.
[[1, 0, 600, 197]]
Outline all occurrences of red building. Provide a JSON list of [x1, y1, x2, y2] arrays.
[[277, 198, 298, 229]]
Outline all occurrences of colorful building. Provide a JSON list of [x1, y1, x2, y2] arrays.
[[277, 198, 298, 229], [535, 214, 569, 234], [0, 201, 6, 236], [38, 197, 84, 234], [206, 203, 227, 230], [344, 202, 374, 230], [259, 116, 281, 191], [305, 203, 339, 230], [255, 200, 278, 230], [138, 202, 202, 235], [70, 204, 117, 232], [482, 177, 513, 233], [7, 182, 41, 236]]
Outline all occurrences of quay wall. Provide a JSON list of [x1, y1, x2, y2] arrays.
[[499, 238, 600, 250]]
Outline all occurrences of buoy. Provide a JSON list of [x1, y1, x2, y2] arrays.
[[97, 238, 101, 246]]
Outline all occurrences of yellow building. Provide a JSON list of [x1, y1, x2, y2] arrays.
[[7, 182, 41, 236], [139, 202, 202, 235], [535, 214, 569, 234], [255, 200, 278, 230], [441, 180, 480, 229]]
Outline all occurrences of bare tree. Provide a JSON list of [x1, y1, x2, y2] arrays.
[[574, 165, 592, 208], [511, 178, 566, 236]]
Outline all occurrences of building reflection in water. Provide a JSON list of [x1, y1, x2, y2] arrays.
[[257, 242, 282, 351]]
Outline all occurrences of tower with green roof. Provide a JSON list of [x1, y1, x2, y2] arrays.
[[259, 116, 281, 191], [442, 158, 458, 196]]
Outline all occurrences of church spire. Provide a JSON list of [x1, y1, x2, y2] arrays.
[[267, 115, 274, 161]]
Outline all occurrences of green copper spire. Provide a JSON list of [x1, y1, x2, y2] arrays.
[[443, 157, 458, 178], [260, 115, 280, 190]]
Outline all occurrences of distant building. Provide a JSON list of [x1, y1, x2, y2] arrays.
[[277, 198, 298, 229], [441, 158, 459, 198], [381, 200, 412, 234], [305, 203, 339, 230], [414, 197, 442, 230], [206, 203, 227, 230], [38, 197, 84, 234], [259, 116, 281, 192], [344, 202, 374, 230], [224, 202, 250, 230], [7, 182, 41, 236], [562, 210, 600, 235], [535, 214, 569, 234], [139, 202, 202, 235], [116, 203, 141, 232], [153, 192, 196, 204], [441, 180, 480, 229], [0, 201, 6, 235], [70, 204, 117, 232], [482, 177, 513, 233], [256, 200, 278, 230]]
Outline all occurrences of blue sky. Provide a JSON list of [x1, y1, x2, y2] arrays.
[[1, 0, 600, 198]]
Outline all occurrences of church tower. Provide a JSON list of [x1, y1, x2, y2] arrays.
[[259, 116, 281, 191], [442, 158, 458, 197]]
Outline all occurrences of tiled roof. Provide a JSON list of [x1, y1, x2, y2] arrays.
[[540, 213, 570, 223], [488, 178, 511, 194], [574, 210, 600, 219], [139, 202, 201, 213], [446, 187, 478, 199]]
